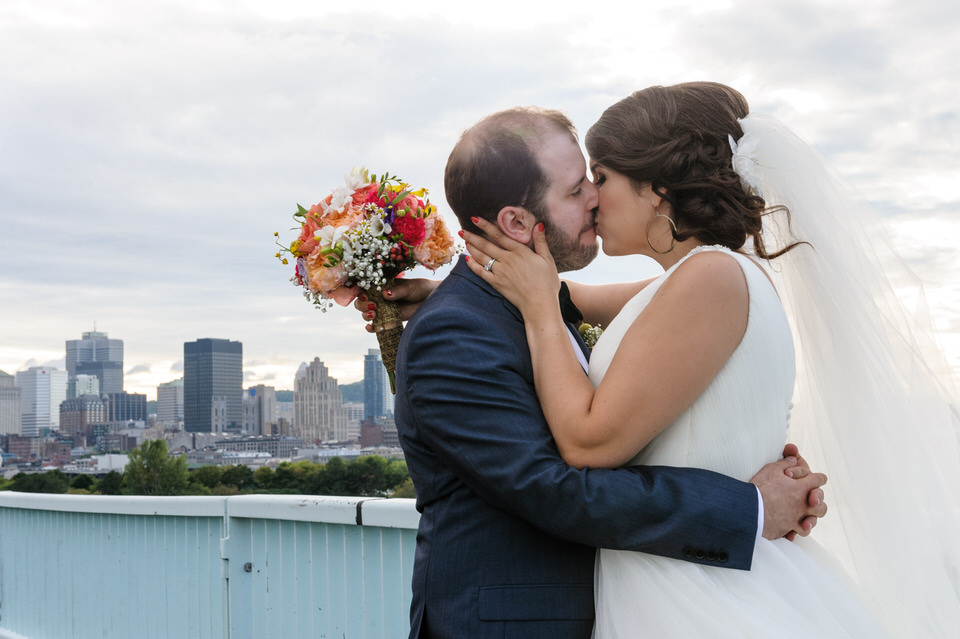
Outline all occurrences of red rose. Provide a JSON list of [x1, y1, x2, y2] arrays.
[[391, 213, 426, 246]]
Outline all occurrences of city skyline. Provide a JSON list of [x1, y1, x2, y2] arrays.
[[0, 333, 380, 402], [2, 1, 958, 399]]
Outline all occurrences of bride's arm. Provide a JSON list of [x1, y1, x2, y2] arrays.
[[465, 222, 748, 469], [564, 279, 657, 328]]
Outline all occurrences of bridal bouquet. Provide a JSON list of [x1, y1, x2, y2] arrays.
[[275, 167, 457, 391]]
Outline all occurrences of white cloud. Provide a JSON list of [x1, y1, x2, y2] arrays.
[[2, 0, 958, 397]]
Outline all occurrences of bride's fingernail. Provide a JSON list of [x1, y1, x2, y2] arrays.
[[465, 255, 471, 262], [538, 223, 544, 232], [384, 289, 393, 298], [471, 216, 479, 224], [367, 303, 376, 310], [458, 230, 464, 238]]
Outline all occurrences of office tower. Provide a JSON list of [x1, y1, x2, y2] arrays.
[[0, 371, 22, 436], [65, 330, 123, 398], [156, 379, 184, 427], [363, 349, 393, 420], [243, 384, 277, 436], [106, 391, 147, 422], [183, 338, 242, 433], [74, 374, 100, 397], [15, 366, 67, 437], [294, 358, 347, 444]]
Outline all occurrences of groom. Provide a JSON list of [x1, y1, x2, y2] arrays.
[[390, 107, 826, 639]]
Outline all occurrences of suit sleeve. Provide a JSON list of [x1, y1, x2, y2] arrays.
[[402, 301, 760, 570]]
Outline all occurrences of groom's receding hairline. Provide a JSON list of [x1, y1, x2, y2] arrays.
[[464, 106, 577, 152]]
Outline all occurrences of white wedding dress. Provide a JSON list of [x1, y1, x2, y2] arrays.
[[588, 246, 889, 638]]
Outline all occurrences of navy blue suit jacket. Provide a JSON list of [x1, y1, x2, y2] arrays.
[[395, 258, 758, 639]]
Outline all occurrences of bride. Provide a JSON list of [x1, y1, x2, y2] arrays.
[[462, 83, 960, 637]]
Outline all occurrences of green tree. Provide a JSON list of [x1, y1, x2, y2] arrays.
[[348, 456, 390, 496], [384, 460, 408, 490], [121, 439, 189, 495], [390, 476, 416, 499], [318, 456, 349, 495], [253, 466, 276, 491], [221, 464, 255, 491], [10, 470, 70, 494], [70, 474, 96, 491], [96, 470, 124, 495], [191, 465, 223, 490]]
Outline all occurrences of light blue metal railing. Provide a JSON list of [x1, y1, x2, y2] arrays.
[[0, 492, 419, 639]]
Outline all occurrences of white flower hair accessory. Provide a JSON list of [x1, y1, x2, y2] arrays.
[[728, 119, 763, 197]]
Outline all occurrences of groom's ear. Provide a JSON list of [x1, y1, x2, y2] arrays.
[[496, 206, 537, 245]]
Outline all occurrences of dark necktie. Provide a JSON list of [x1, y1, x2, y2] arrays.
[[558, 282, 583, 326]]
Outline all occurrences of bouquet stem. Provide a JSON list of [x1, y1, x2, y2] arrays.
[[366, 286, 403, 394]]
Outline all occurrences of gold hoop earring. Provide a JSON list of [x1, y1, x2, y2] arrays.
[[646, 209, 678, 255]]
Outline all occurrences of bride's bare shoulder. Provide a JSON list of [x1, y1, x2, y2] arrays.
[[661, 249, 749, 305]]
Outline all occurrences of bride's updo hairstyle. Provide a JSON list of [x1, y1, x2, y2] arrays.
[[586, 82, 795, 259]]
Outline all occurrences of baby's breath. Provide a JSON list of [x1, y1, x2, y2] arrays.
[[342, 209, 399, 291]]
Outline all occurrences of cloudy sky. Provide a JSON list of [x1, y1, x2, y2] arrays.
[[1, 0, 958, 399]]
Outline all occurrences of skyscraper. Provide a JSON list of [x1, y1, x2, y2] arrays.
[[294, 358, 347, 444], [0, 371, 22, 436], [243, 384, 277, 436], [15, 367, 67, 437], [106, 392, 147, 422], [363, 349, 393, 421], [183, 339, 243, 433], [156, 379, 184, 427], [65, 330, 124, 398]]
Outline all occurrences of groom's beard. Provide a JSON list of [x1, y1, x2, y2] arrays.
[[546, 221, 598, 273]]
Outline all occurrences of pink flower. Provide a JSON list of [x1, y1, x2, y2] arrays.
[[352, 184, 379, 207], [329, 286, 359, 306], [294, 214, 322, 257]]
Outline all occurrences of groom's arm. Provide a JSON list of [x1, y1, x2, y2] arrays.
[[404, 300, 761, 570]]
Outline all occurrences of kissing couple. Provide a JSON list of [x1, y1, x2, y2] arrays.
[[358, 82, 960, 638]]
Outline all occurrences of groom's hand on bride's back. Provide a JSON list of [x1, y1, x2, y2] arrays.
[[750, 443, 828, 541]]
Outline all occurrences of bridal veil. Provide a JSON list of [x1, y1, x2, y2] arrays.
[[734, 114, 960, 636]]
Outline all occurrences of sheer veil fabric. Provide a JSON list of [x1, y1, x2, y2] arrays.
[[740, 114, 960, 636]]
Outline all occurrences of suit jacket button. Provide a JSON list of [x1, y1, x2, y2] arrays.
[[683, 547, 695, 558], [718, 552, 729, 563], [706, 551, 717, 561], [694, 549, 705, 559]]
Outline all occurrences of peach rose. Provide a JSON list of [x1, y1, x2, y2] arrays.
[[310, 200, 367, 230], [414, 214, 456, 269], [305, 249, 349, 295]]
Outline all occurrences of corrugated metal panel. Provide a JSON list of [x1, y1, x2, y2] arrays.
[[0, 493, 418, 639]]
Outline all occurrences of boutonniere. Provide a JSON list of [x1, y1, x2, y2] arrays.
[[578, 323, 603, 349]]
